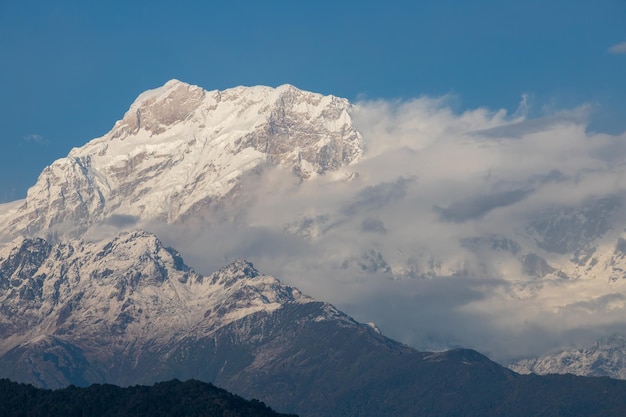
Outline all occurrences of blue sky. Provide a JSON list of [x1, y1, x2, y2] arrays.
[[0, 0, 624, 202]]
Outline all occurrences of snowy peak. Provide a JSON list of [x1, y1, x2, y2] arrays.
[[510, 335, 626, 379], [0, 81, 363, 241], [204, 258, 313, 319], [111, 79, 206, 139], [90, 229, 194, 286], [97, 79, 361, 165], [0, 229, 316, 357], [209, 259, 261, 287], [233, 83, 361, 177]]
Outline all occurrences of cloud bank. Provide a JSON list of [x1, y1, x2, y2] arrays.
[[138, 94, 626, 364], [609, 41, 626, 55]]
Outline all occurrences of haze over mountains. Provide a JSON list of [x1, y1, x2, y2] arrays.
[[2, 79, 626, 378]]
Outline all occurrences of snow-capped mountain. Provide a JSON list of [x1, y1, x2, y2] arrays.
[[3, 230, 626, 417], [0, 230, 367, 387], [509, 335, 626, 379], [3, 79, 626, 379], [0, 80, 362, 241], [0, 230, 315, 362]]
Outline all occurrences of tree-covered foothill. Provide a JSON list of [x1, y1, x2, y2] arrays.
[[0, 378, 298, 417]]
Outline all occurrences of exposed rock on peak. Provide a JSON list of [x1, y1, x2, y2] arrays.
[[112, 79, 206, 138], [0, 236, 51, 290]]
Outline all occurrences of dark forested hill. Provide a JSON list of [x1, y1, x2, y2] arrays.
[[0, 378, 297, 417], [4, 371, 626, 417]]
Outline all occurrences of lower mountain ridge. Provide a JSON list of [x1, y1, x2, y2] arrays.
[[3, 230, 626, 416]]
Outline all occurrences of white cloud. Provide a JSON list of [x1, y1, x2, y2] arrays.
[[129, 95, 626, 365], [609, 41, 626, 54], [22, 133, 50, 145]]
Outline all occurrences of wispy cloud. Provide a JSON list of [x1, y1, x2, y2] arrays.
[[608, 41, 626, 55], [22, 133, 50, 145], [434, 188, 534, 223]]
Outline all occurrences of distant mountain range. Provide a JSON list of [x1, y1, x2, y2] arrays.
[[3, 230, 626, 416], [511, 334, 626, 379], [2, 79, 626, 414]]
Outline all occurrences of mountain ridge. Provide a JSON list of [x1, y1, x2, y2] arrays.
[[3, 230, 626, 416], [0, 230, 316, 362], [510, 334, 626, 379]]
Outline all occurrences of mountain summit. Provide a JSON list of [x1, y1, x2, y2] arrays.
[[0, 80, 362, 241]]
